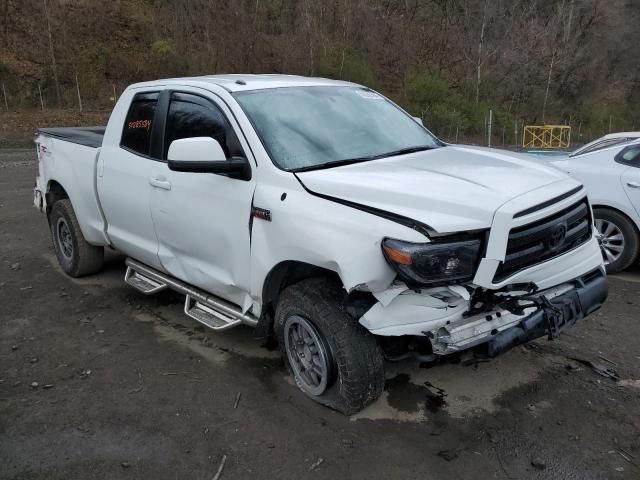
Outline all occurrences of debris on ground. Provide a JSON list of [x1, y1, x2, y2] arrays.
[[233, 392, 241, 409], [309, 458, 324, 471], [569, 357, 620, 381], [30, 381, 39, 388], [437, 450, 459, 462], [212, 454, 227, 480], [531, 458, 546, 470], [121, 462, 131, 469], [10, 262, 21, 270], [598, 355, 617, 367]]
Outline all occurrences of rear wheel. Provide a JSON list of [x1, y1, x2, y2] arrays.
[[594, 208, 639, 274], [275, 277, 384, 415], [49, 199, 104, 277]]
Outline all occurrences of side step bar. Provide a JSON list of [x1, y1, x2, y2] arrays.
[[124, 258, 257, 331]]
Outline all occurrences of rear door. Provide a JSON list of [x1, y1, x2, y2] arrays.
[[149, 90, 256, 310], [97, 91, 164, 269]]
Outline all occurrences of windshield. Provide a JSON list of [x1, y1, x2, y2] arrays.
[[234, 86, 441, 171]]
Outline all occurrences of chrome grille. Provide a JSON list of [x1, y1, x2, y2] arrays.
[[494, 198, 592, 282]]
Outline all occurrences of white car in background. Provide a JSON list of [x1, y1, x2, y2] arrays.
[[549, 137, 640, 273], [571, 132, 640, 157]]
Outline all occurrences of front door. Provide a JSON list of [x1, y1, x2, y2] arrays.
[[149, 91, 256, 311]]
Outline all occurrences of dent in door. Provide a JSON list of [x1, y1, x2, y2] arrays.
[[152, 171, 255, 313]]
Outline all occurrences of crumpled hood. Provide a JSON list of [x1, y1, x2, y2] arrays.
[[296, 145, 570, 233]]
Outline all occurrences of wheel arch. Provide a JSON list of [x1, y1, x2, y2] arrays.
[[261, 260, 341, 318], [592, 204, 640, 235], [45, 179, 70, 216], [255, 260, 378, 339]]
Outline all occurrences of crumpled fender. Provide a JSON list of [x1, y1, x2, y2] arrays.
[[360, 285, 470, 336], [249, 181, 426, 315]]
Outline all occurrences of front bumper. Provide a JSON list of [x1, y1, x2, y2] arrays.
[[360, 267, 607, 356], [486, 266, 607, 357]]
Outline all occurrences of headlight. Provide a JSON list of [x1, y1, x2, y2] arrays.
[[382, 237, 482, 287]]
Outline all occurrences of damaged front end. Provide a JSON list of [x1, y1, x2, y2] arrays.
[[360, 267, 607, 358]]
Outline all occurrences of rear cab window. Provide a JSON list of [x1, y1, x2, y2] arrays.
[[120, 92, 159, 157]]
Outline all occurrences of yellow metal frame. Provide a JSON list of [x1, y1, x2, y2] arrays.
[[523, 125, 571, 149]]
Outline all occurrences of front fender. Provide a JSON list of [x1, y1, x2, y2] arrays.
[[249, 183, 425, 314]]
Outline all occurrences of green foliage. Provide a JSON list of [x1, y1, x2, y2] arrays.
[[0, 61, 12, 79], [318, 52, 381, 91], [151, 39, 177, 56], [404, 70, 482, 135]]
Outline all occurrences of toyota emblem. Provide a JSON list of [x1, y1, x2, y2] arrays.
[[548, 223, 567, 250]]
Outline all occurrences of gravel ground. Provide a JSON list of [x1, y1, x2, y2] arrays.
[[1, 148, 639, 479]]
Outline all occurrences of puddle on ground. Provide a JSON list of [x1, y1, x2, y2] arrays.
[[353, 346, 548, 422], [350, 390, 427, 423], [383, 373, 447, 415]]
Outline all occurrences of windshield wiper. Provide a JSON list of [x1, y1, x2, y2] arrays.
[[291, 145, 438, 173], [380, 145, 436, 158], [291, 156, 377, 172]]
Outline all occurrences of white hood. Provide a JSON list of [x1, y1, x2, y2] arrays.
[[296, 145, 571, 233]]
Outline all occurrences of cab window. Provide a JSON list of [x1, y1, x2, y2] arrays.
[[163, 93, 243, 160], [120, 92, 159, 156]]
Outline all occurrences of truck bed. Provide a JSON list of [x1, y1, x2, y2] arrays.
[[38, 126, 106, 148]]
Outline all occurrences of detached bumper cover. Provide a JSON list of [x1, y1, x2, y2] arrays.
[[487, 267, 607, 357]]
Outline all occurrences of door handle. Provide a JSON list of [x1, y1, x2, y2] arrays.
[[149, 176, 172, 190], [627, 181, 640, 189]]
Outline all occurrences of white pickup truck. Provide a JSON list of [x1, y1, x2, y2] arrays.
[[34, 75, 607, 414]]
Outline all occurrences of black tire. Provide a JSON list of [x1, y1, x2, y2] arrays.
[[49, 199, 104, 277], [594, 208, 639, 274], [275, 277, 384, 415]]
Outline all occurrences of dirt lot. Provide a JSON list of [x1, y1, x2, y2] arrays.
[[1, 148, 640, 479]]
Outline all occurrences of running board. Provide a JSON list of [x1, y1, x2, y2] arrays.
[[184, 295, 242, 331], [124, 258, 257, 331], [125, 267, 167, 294]]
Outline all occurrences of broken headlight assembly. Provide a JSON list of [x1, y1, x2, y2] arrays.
[[382, 237, 482, 287]]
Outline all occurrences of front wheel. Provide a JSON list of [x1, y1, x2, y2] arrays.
[[275, 277, 384, 415], [49, 199, 104, 277], [594, 208, 639, 274]]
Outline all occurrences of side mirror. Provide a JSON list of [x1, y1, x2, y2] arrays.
[[167, 137, 251, 180], [413, 116, 424, 126]]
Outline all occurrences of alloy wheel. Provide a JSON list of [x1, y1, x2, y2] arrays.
[[283, 315, 332, 396], [595, 218, 625, 265], [56, 217, 74, 260]]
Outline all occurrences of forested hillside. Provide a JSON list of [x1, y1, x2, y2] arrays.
[[1, 0, 638, 142]]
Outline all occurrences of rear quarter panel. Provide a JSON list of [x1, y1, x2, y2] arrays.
[[36, 134, 109, 245]]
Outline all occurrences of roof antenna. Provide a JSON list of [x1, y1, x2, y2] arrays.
[[235, 79, 247, 85]]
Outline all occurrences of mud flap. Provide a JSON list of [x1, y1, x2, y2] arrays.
[[487, 267, 607, 357]]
